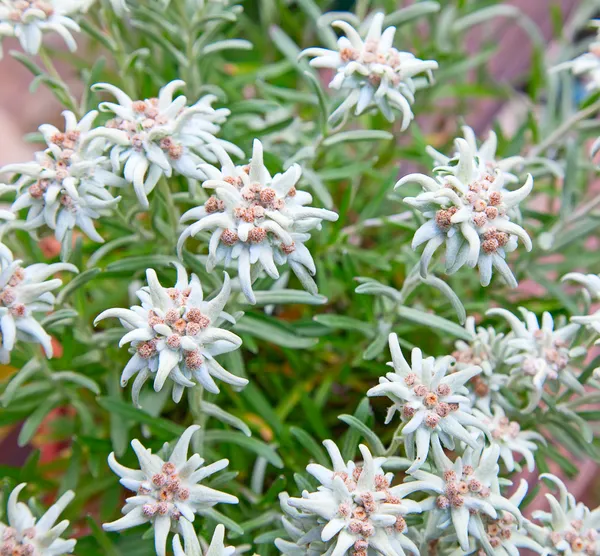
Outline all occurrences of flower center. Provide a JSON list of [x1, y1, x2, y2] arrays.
[[0, 526, 36, 556], [139, 462, 189, 521], [9, 0, 54, 21]]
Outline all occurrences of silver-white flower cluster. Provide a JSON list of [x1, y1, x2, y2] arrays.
[[178, 139, 338, 304], [0, 251, 76, 362], [396, 131, 533, 287], [103, 426, 238, 556], [2, 110, 124, 247], [172, 524, 236, 556], [300, 12, 438, 127], [367, 333, 487, 473], [94, 263, 246, 406], [87, 80, 243, 208], [0, 0, 81, 57], [0, 483, 76, 555]]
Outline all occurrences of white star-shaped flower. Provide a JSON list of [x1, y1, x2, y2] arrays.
[[94, 263, 246, 406], [172, 524, 235, 556], [103, 425, 238, 556], [367, 333, 487, 473]]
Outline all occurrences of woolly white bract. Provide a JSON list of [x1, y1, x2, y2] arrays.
[[172, 523, 235, 556], [414, 439, 522, 552], [300, 13, 438, 128], [287, 440, 427, 556], [563, 272, 600, 337], [178, 139, 338, 304], [0, 254, 77, 363], [87, 80, 243, 208], [103, 426, 238, 556], [488, 307, 586, 413], [3, 110, 124, 246], [0, 0, 81, 57], [94, 263, 246, 406], [396, 136, 533, 287], [527, 474, 600, 556], [0, 483, 76, 555], [367, 333, 487, 473]]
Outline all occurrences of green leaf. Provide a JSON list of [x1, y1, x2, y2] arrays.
[[384, 2, 440, 26], [313, 314, 375, 337], [18, 395, 61, 447], [338, 414, 386, 456], [197, 507, 244, 536], [234, 315, 318, 349], [202, 430, 283, 468], [105, 255, 176, 273], [96, 397, 185, 436], [322, 130, 394, 147], [290, 427, 329, 466], [201, 39, 253, 55], [1, 359, 41, 407], [52, 371, 100, 395], [249, 289, 327, 306], [397, 306, 472, 340], [200, 401, 251, 437]]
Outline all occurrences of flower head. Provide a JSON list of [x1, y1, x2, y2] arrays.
[[4, 110, 124, 246], [88, 80, 243, 208], [488, 308, 586, 412], [0, 0, 81, 57], [0, 483, 76, 555], [367, 333, 487, 473], [300, 12, 437, 127], [473, 404, 544, 472], [287, 440, 426, 556], [527, 474, 600, 555], [0, 254, 77, 363], [178, 139, 338, 304], [94, 263, 246, 406], [451, 316, 512, 410], [103, 426, 238, 556], [173, 524, 235, 556], [554, 21, 600, 93], [396, 136, 533, 287], [414, 438, 523, 552]]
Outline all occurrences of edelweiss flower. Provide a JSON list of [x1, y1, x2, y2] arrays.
[[3, 110, 124, 246], [0, 0, 81, 57], [527, 474, 600, 556], [177, 139, 338, 304], [396, 137, 533, 287], [563, 272, 600, 336], [104, 426, 238, 556], [473, 404, 544, 472], [288, 440, 427, 556], [488, 308, 586, 412], [415, 438, 522, 552], [451, 316, 512, 410], [367, 333, 487, 473], [94, 264, 246, 406], [554, 21, 600, 93], [0, 483, 76, 555], [275, 493, 333, 555], [87, 80, 243, 208], [173, 524, 234, 556], [445, 479, 545, 556], [0, 254, 77, 363], [300, 13, 437, 127], [426, 126, 522, 186]]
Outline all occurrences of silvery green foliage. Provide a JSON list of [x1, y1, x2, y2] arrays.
[[472, 404, 544, 472], [3, 110, 124, 246], [172, 524, 235, 556], [451, 316, 511, 410], [0, 483, 76, 555], [563, 272, 600, 336], [0, 252, 77, 363], [94, 263, 246, 406], [0, 0, 81, 57], [178, 139, 338, 304], [527, 474, 600, 555], [396, 135, 533, 287], [488, 307, 586, 413], [300, 13, 438, 128], [286, 440, 426, 556], [554, 20, 600, 93], [87, 80, 243, 209], [367, 333, 487, 473], [104, 426, 238, 556], [414, 438, 522, 553]]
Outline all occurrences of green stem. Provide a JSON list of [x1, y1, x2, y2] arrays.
[[38, 48, 80, 117]]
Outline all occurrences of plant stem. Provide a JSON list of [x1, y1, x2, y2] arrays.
[[38, 48, 81, 117]]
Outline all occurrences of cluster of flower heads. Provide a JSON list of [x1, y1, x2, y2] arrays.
[[0, 246, 76, 363], [0, 483, 76, 555], [94, 263, 246, 406], [87, 81, 243, 208], [178, 139, 338, 304], [300, 12, 438, 128], [396, 128, 533, 288], [0, 0, 81, 57], [103, 426, 238, 556], [2, 110, 125, 247]]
